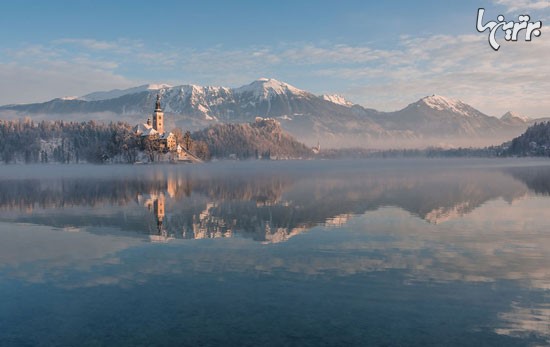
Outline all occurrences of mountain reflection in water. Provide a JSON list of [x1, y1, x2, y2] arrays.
[[0, 159, 548, 346], [0, 160, 548, 243]]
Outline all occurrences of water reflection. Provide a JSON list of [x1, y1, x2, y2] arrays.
[[495, 302, 550, 341], [1, 161, 548, 242], [0, 160, 548, 345]]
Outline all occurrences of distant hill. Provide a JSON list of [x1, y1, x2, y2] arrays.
[[0, 78, 541, 149], [505, 121, 550, 156], [191, 117, 313, 159]]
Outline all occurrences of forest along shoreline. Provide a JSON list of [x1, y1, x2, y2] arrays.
[[0, 118, 549, 164]]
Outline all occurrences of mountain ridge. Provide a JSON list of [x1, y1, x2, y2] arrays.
[[0, 78, 539, 148], [80, 84, 173, 101]]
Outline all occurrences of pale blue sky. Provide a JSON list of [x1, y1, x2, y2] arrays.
[[0, 0, 548, 117]]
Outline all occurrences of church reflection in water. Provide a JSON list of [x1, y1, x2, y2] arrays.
[[125, 163, 550, 243], [1, 162, 550, 244], [138, 185, 309, 243], [139, 192, 174, 242], [1, 162, 549, 345]]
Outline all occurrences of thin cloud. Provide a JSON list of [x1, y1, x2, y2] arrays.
[[0, 59, 135, 104], [493, 0, 550, 12], [53, 38, 144, 54], [309, 35, 550, 117], [1, 32, 548, 118]]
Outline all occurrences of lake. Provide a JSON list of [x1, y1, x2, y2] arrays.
[[0, 159, 548, 346]]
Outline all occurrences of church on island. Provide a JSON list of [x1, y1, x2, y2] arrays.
[[134, 94, 176, 151], [134, 94, 201, 163]]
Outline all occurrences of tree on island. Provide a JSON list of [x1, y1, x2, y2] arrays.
[[183, 130, 192, 151], [141, 133, 162, 162]]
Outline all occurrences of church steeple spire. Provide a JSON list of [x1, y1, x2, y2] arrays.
[[155, 94, 162, 111]]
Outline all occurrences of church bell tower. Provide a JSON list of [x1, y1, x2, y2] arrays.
[[152, 94, 164, 134], [154, 193, 165, 233]]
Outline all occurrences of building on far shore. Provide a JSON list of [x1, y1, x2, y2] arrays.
[[134, 94, 177, 152], [133, 94, 204, 163]]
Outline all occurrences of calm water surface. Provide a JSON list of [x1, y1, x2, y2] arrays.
[[0, 159, 548, 346]]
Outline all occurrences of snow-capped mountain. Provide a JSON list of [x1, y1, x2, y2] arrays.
[[375, 94, 522, 141], [80, 84, 173, 101], [0, 79, 536, 148], [321, 94, 354, 107], [234, 78, 310, 100], [418, 95, 486, 118]]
